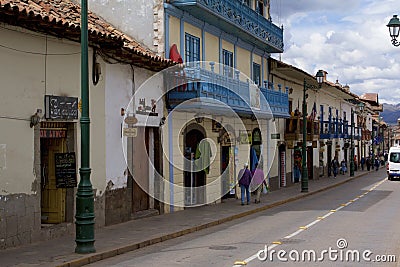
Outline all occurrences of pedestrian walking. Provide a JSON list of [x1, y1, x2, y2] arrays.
[[374, 156, 380, 171], [331, 156, 339, 178], [250, 163, 265, 204], [366, 156, 371, 171], [360, 157, 365, 171], [340, 159, 347, 174], [238, 163, 252, 205]]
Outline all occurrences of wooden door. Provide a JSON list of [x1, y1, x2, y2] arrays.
[[41, 138, 66, 223], [132, 127, 149, 213]]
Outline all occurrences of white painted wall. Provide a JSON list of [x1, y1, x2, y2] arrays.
[[0, 25, 111, 196], [104, 63, 158, 189], [86, 0, 164, 55], [0, 26, 81, 194]]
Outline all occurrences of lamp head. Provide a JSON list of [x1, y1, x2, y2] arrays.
[[316, 70, 324, 85], [387, 15, 400, 38], [387, 15, 400, 46], [358, 102, 365, 112]]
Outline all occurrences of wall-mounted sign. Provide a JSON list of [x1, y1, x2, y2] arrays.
[[55, 152, 77, 188], [271, 133, 280, 139], [45, 95, 78, 120], [123, 127, 138, 137], [40, 129, 67, 138], [239, 130, 252, 144]]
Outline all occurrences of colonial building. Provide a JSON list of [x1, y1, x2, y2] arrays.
[[270, 59, 376, 185], [0, 0, 172, 249], [89, 0, 288, 209]]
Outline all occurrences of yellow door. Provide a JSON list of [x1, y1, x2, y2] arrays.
[[41, 138, 66, 223]]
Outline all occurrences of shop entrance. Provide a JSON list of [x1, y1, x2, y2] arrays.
[[184, 128, 206, 206], [40, 122, 75, 224], [41, 138, 66, 223]]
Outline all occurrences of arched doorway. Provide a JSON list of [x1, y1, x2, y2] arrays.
[[184, 125, 206, 206]]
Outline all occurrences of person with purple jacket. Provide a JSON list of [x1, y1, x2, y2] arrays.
[[238, 163, 252, 205]]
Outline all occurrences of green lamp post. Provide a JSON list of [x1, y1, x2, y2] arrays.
[[350, 103, 365, 177], [387, 15, 400, 47], [301, 70, 324, 193], [75, 0, 96, 254], [350, 108, 355, 177]]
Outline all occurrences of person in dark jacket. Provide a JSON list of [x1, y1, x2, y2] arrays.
[[374, 156, 380, 171], [238, 163, 252, 205], [366, 156, 371, 171], [331, 156, 339, 178]]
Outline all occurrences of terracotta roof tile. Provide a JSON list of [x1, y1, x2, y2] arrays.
[[0, 0, 173, 70], [360, 93, 378, 103]]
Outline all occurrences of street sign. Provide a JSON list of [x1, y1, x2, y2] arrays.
[[271, 133, 280, 139], [123, 127, 137, 137]]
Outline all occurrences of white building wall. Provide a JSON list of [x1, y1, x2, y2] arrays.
[[86, 0, 164, 55], [0, 26, 84, 194]]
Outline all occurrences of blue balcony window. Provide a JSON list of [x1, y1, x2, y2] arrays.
[[253, 63, 261, 87], [185, 33, 200, 63], [222, 49, 233, 77]]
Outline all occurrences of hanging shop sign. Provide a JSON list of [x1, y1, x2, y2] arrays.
[[45, 95, 78, 120], [123, 127, 138, 137]]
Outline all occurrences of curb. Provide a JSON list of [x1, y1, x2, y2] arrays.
[[58, 172, 368, 267]]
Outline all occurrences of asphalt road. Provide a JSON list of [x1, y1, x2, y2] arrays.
[[87, 168, 399, 267]]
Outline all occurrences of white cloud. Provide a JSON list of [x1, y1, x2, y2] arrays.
[[271, 0, 400, 104]]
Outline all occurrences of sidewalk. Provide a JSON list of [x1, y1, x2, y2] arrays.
[[0, 169, 379, 267]]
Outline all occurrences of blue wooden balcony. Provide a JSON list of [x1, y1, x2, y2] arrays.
[[320, 120, 362, 140], [165, 63, 289, 118], [167, 0, 283, 53]]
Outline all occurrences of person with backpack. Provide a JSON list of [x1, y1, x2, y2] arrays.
[[238, 163, 252, 205]]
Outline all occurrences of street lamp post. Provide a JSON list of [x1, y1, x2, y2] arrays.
[[371, 119, 375, 160], [301, 70, 324, 193], [350, 103, 365, 177], [387, 15, 400, 46], [75, 0, 96, 254], [350, 109, 355, 177]]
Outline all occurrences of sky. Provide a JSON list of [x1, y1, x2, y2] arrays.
[[270, 0, 400, 105]]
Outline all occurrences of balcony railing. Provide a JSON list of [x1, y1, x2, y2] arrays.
[[165, 63, 289, 118], [320, 119, 363, 140], [167, 0, 283, 53]]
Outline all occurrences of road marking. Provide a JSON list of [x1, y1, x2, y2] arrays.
[[232, 178, 387, 266], [284, 229, 304, 239]]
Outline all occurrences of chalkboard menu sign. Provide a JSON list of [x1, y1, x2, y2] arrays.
[[55, 152, 77, 188], [45, 95, 78, 120]]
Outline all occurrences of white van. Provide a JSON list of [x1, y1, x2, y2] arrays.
[[387, 146, 400, 180]]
